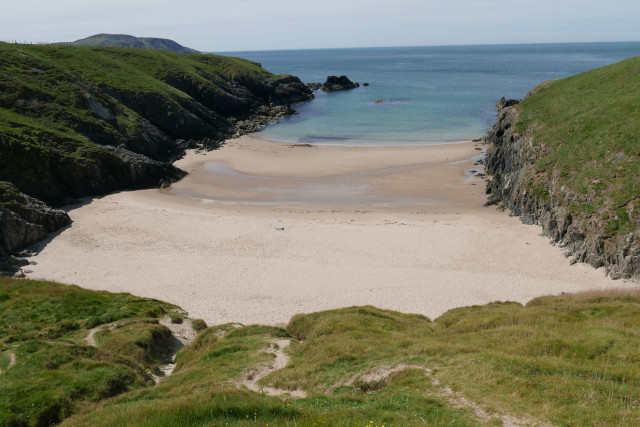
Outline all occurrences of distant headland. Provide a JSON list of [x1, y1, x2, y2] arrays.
[[60, 33, 200, 54]]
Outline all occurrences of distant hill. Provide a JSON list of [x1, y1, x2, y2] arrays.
[[65, 33, 200, 54]]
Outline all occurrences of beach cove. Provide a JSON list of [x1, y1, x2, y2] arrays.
[[25, 135, 629, 326]]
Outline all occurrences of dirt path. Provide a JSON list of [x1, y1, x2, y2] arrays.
[[153, 317, 198, 381], [347, 364, 554, 427], [0, 352, 16, 375], [85, 324, 118, 347], [84, 316, 198, 383], [237, 339, 307, 398]]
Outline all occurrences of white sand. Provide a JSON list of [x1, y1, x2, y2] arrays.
[[26, 135, 633, 326]]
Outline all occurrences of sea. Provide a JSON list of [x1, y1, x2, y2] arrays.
[[221, 42, 640, 145]]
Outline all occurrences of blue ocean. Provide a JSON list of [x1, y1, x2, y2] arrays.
[[223, 43, 640, 145]]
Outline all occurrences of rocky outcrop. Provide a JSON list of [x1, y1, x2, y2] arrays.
[[0, 45, 313, 206], [495, 96, 519, 110], [322, 75, 360, 92], [0, 137, 187, 206], [307, 76, 360, 92], [0, 182, 71, 273], [0, 44, 314, 262], [484, 99, 640, 281]]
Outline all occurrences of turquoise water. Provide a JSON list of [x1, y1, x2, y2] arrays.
[[223, 43, 640, 145]]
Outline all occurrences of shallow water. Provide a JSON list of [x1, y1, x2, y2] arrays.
[[223, 42, 640, 144]]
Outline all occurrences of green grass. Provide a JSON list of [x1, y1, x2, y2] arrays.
[[0, 278, 180, 426], [515, 56, 640, 243], [63, 290, 640, 426], [0, 42, 273, 153], [5, 279, 640, 426], [0, 42, 284, 204]]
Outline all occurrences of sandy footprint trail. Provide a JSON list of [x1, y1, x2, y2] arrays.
[[85, 316, 198, 383], [237, 339, 307, 398], [156, 316, 198, 380]]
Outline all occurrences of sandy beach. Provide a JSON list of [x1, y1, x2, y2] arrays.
[[25, 135, 632, 326]]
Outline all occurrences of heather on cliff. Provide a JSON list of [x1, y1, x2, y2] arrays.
[[485, 56, 640, 280]]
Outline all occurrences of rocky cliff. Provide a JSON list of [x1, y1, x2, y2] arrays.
[[0, 43, 313, 261], [0, 181, 70, 273], [485, 57, 640, 282]]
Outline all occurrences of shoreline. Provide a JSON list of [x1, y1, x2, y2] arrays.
[[25, 135, 634, 326]]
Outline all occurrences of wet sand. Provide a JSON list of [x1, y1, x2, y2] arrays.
[[25, 135, 631, 326]]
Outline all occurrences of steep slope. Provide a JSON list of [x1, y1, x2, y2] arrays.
[[0, 277, 190, 426], [485, 57, 640, 280], [0, 43, 312, 256], [0, 181, 70, 261], [66, 33, 200, 54], [3, 278, 640, 426]]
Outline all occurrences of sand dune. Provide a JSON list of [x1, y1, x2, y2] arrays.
[[26, 135, 632, 326]]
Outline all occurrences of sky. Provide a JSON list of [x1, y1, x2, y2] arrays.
[[2, 0, 639, 52]]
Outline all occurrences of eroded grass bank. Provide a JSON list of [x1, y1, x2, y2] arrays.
[[3, 278, 639, 426]]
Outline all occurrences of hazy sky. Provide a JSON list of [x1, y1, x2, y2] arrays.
[[2, 0, 639, 52]]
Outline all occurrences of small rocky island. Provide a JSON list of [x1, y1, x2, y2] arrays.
[[307, 75, 361, 92]]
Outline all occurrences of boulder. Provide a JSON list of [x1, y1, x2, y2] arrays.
[[321, 75, 360, 92], [495, 96, 520, 110]]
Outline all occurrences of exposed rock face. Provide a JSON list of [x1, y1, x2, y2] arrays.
[[306, 76, 361, 92], [0, 47, 313, 208], [495, 96, 519, 110], [322, 75, 360, 92], [0, 44, 314, 261], [0, 182, 71, 265], [484, 99, 640, 281], [0, 137, 187, 206]]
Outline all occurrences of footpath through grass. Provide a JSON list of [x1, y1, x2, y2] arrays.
[[62, 288, 640, 426], [0, 278, 181, 426], [3, 278, 640, 426]]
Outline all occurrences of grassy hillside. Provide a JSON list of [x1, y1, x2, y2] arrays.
[[486, 56, 640, 279], [67, 33, 200, 54], [0, 278, 190, 426], [516, 56, 640, 239], [0, 43, 311, 255], [3, 279, 640, 426], [0, 43, 310, 205]]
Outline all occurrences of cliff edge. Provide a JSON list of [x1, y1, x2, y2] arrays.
[[0, 43, 313, 260], [485, 57, 640, 281]]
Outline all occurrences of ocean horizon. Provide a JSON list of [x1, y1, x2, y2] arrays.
[[220, 42, 640, 145]]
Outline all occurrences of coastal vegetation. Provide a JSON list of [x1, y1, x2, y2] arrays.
[[2, 278, 640, 426], [0, 277, 181, 426], [0, 43, 311, 258], [2, 44, 640, 426], [486, 56, 640, 280]]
